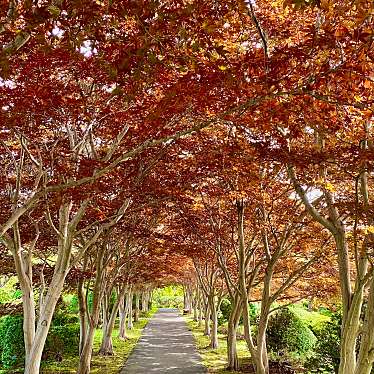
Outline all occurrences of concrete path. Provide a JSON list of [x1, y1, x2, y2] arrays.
[[120, 308, 206, 373]]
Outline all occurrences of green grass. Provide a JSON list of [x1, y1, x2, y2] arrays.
[[42, 309, 156, 374], [185, 317, 251, 373], [0, 309, 156, 374]]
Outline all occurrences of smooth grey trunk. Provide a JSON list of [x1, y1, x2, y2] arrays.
[[208, 295, 219, 349], [193, 287, 199, 321], [354, 274, 374, 374], [141, 288, 149, 312], [290, 162, 374, 374], [22, 286, 36, 367], [77, 322, 96, 374], [204, 302, 211, 336], [184, 284, 193, 312], [118, 291, 128, 340], [198, 295, 203, 327], [98, 292, 122, 355], [134, 292, 140, 322], [77, 242, 107, 374], [237, 200, 268, 374], [77, 280, 88, 355], [25, 274, 67, 374], [227, 294, 242, 371], [127, 289, 134, 330]]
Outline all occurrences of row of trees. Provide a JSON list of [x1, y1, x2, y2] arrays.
[[0, 0, 372, 373], [173, 116, 373, 374]]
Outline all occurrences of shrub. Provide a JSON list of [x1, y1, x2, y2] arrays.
[[155, 295, 183, 309], [218, 299, 259, 326], [0, 315, 25, 368], [67, 294, 79, 313], [52, 312, 79, 326], [0, 315, 80, 368], [218, 298, 231, 325], [43, 323, 80, 360], [249, 303, 260, 324], [305, 312, 341, 373], [267, 308, 316, 356]]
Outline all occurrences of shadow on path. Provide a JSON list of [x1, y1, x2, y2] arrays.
[[120, 308, 206, 373]]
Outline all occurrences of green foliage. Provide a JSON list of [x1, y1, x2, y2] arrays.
[[52, 312, 79, 326], [153, 286, 184, 308], [0, 313, 80, 369], [305, 311, 341, 373], [155, 295, 183, 308], [289, 303, 330, 330], [64, 294, 79, 314], [218, 299, 259, 326], [43, 324, 80, 360], [0, 277, 21, 304], [0, 315, 24, 368], [317, 306, 333, 317], [267, 308, 316, 356], [249, 303, 260, 324], [218, 298, 231, 325]]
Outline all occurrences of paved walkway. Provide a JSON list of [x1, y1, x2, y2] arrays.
[[120, 308, 206, 373]]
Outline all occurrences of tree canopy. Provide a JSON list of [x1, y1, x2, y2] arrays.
[[0, 0, 373, 373]]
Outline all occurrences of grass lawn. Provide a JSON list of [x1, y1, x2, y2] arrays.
[[185, 317, 251, 373], [42, 309, 156, 374], [0, 309, 156, 374]]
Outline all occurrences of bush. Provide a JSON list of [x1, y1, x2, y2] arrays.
[[249, 303, 260, 324], [218, 298, 231, 325], [0, 315, 80, 368], [267, 308, 316, 356], [52, 312, 79, 326], [0, 315, 25, 368], [155, 295, 183, 309], [305, 312, 341, 373], [67, 294, 79, 313], [218, 299, 259, 326], [43, 323, 80, 360]]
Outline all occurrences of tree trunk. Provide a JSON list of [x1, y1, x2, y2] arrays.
[[198, 295, 203, 328], [127, 288, 134, 330], [183, 286, 188, 311], [208, 295, 219, 349], [118, 291, 128, 340], [134, 292, 140, 322], [141, 288, 149, 312], [193, 287, 199, 321], [237, 200, 267, 374], [184, 284, 193, 312], [336, 233, 362, 374], [76, 321, 96, 374], [354, 275, 374, 374], [22, 284, 36, 367], [77, 280, 88, 355], [255, 313, 270, 374], [204, 301, 211, 336], [227, 295, 241, 371], [227, 327, 239, 371], [98, 292, 122, 356], [77, 243, 106, 374], [24, 275, 66, 374]]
